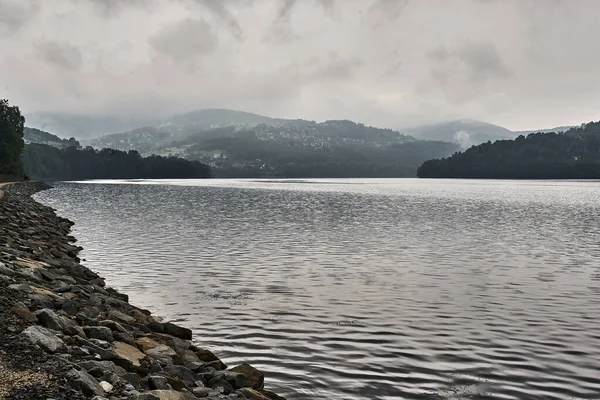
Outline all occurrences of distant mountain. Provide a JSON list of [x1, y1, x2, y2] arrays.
[[25, 113, 154, 140], [417, 121, 600, 179], [89, 109, 280, 153], [403, 119, 516, 148], [514, 125, 576, 135], [24, 127, 80, 149], [88, 110, 459, 178]]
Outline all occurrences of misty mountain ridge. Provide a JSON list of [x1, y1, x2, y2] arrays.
[[402, 119, 517, 148]]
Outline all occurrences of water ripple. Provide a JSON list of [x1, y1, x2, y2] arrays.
[[35, 178, 600, 400]]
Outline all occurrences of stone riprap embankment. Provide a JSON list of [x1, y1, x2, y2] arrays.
[[0, 182, 286, 400]]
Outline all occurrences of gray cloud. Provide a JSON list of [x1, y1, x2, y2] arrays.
[[0, 0, 39, 32], [149, 18, 218, 64], [2, 0, 600, 132], [37, 41, 83, 71]]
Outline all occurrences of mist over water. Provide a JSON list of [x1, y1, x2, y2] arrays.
[[35, 179, 600, 400]]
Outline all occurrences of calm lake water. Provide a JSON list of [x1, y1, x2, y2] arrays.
[[35, 179, 600, 400]]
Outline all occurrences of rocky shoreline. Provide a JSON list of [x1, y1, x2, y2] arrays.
[[0, 182, 286, 400]]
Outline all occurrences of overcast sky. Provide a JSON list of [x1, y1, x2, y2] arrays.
[[1, 0, 599, 130]]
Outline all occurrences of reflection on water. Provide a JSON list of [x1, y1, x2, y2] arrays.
[[36, 178, 600, 400]]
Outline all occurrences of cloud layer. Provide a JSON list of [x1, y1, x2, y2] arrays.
[[1, 0, 600, 130]]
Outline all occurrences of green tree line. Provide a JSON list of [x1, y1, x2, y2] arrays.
[[23, 145, 212, 181], [417, 121, 600, 179], [0, 99, 25, 180]]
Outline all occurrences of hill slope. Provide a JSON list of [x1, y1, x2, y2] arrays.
[[403, 119, 516, 148], [89, 112, 459, 178], [24, 127, 80, 149], [417, 121, 600, 179]]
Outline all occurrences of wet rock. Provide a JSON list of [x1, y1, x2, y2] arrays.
[[163, 322, 192, 340], [205, 360, 226, 371], [211, 380, 233, 395], [36, 308, 65, 331], [84, 325, 115, 342], [21, 325, 66, 353], [194, 349, 224, 365], [237, 388, 274, 400], [230, 363, 264, 390], [67, 368, 105, 397]]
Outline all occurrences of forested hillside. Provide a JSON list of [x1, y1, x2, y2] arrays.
[[417, 121, 600, 179], [0, 99, 25, 180], [23, 144, 212, 181], [24, 127, 80, 149], [90, 113, 459, 178]]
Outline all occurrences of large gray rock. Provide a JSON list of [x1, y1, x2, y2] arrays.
[[192, 387, 217, 398], [36, 308, 64, 331], [149, 390, 198, 400], [230, 363, 264, 390], [127, 393, 161, 400], [147, 375, 172, 390], [21, 325, 65, 353], [162, 322, 192, 340], [84, 325, 115, 342], [162, 365, 198, 385], [66, 368, 105, 397]]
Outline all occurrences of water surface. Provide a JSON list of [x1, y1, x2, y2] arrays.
[[35, 178, 600, 400]]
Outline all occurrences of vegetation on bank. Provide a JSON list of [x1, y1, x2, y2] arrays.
[[0, 99, 25, 180], [23, 144, 212, 181], [417, 121, 600, 179]]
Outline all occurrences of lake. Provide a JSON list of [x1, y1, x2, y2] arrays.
[[35, 178, 600, 400]]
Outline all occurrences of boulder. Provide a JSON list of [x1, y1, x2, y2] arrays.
[[115, 331, 137, 346], [237, 388, 277, 400], [100, 319, 127, 333], [112, 341, 146, 368], [147, 375, 172, 390], [84, 326, 115, 342], [21, 325, 65, 353], [194, 349, 225, 369], [136, 337, 161, 353], [99, 381, 114, 393], [149, 390, 198, 400], [11, 302, 37, 323], [66, 368, 105, 397], [127, 394, 160, 400], [162, 365, 198, 385], [192, 387, 216, 398], [162, 322, 192, 340], [230, 363, 264, 390], [78, 360, 127, 377], [146, 344, 177, 359], [35, 308, 64, 331]]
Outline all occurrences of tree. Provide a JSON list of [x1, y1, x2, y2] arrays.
[[0, 99, 25, 178]]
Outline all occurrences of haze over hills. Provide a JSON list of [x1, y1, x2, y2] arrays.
[[23, 108, 582, 178], [402, 119, 517, 149]]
